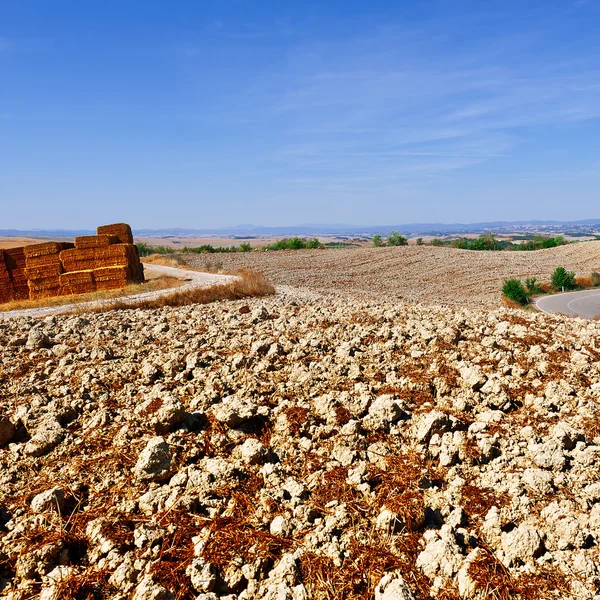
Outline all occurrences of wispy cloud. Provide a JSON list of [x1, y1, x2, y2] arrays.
[[183, 9, 600, 192]]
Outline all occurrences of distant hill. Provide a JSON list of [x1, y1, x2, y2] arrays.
[[2, 219, 600, 239]]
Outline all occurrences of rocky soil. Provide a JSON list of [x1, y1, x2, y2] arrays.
[[1, 286, 600, 599], [186, 241, 600, 309]]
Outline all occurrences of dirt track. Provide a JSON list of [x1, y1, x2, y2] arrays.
[[187, 241, 600, 309]]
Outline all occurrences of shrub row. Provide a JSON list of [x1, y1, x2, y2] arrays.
[[502, 267, 578, 305]]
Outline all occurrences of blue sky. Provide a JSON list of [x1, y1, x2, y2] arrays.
[[1, 1, 599, 229]]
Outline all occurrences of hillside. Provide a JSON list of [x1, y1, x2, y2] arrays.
[[186, 241, 600, 309], [1, 288, 600, 599]]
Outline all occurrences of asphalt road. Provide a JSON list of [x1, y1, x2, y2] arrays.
[[0, 264, 236, 321], [535, 289, 600, 319]]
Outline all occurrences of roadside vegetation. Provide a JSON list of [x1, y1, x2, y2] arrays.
[[502, 267, 599, 307], [77, 269, 275, 314]]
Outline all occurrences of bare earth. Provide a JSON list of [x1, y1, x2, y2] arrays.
[[3, 241, 600, 599], [186, 241, 600, 309]]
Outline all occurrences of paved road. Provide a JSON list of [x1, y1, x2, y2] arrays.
[[535, 289, 600, 319], [0, 264, 237, 321]]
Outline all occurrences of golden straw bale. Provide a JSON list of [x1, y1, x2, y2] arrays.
[[9, 269, 28, 286], [4, 247, 26, 270], [30, 288, 62, 300], [23, 242, 74, 259], [97, 223, 133, 244], [13, 284, 30, 301], [93, 265, 131, 281], [28, 277, 61, 292], [74, 234, 120, 249], [59, 270, 95, 286], [25, 254, 62, 269], [25, 264, 63, 280]]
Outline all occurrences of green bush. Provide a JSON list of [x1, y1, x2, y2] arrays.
[[263, 237, 323, 251], [524, 277, 542, 295], [372, 234, 384, 247], [551, 267, 575, 290], [416, 237, 423, 246], [239, 242, 252, 252], [386, 231, 408, 246], [430, 238, 444, 246], [503, 279, 528, 305], [136, 243, 176, 256], [518, 236, 566, 251]]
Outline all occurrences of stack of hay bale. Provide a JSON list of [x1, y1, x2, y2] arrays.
[[59, 223, 144, 294], [3, 247, 29, 301], [24, 242, 75, 300], [0, 222, 144, 305]]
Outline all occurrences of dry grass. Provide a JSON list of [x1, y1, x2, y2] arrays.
[[575, 275, 594, 287], [73, 270, 275, 314], [52, 569, 116, 600], [467, 546, 571, 599], [299, 533, 404, 600], [501, 296, 527, 310], [142, 253, 187, 268], [0, 275, 184, 313]]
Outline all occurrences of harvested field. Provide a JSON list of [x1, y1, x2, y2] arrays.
[[186, 241, 600, 309], [1, 291, 600, 599]]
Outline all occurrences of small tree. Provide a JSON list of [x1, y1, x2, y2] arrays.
[[386, 231, 408, 246], [503, 279, 528, 305], [431, 238, 444, 247], [416, 237, 424, 246], [239, 242, 252, 252], [551, 267, 575, 291], [372, 234, 384, 247]]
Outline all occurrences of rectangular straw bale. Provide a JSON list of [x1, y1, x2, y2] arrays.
[[93, 265, 130, 280], [97, 223, 133, 245], [30, 288, 61, 301], [13, 284, 30, 301], [4, 247, 26, 270], [23, 242, 73, 259], [9, 269, 28, 286], [74, 234, 120, 249], [25, 254, 62, 269], [25, 264, 63, 280], [0, 288, 14, 304], [59, 270, 94, 286], [28, 277, 61, 292]]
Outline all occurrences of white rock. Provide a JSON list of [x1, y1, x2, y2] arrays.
[[134, 437, 172, 482], [374, 572, 416, 600], [270, 515, 291, 537], [501, 524, 544, 566], [238, 437, 268, 465], [131, 576, 174, 600], [31, 487, 65, 513], [416, 537, 462, 578]]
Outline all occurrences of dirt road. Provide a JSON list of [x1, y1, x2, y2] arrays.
[[0, 265, 235, 321]]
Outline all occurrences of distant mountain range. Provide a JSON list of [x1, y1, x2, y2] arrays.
[[2, 219, 600, 239]]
